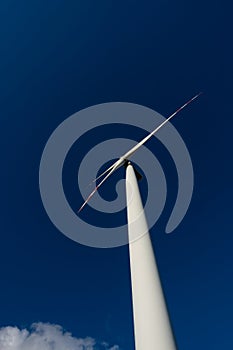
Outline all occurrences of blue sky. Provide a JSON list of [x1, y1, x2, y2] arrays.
[[0, 0, 232, 349]]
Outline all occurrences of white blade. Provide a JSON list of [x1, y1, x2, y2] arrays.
[[86, 161, 117, 188], [122, 92, 202, 160], [78, 160, 123, 212]]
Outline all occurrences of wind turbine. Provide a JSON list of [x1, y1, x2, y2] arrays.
[[79, 93, 201, 349]]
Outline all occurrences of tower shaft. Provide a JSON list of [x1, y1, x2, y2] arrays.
[[126, 165, 177, 350]]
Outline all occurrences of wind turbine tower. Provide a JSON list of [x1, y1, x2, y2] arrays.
[[126, 163, 177, 350]]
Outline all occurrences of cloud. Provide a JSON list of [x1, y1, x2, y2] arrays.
[[0, 323, 119, 350]]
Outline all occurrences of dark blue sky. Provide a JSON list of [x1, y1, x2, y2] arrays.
[[0, 0, 232, 349]]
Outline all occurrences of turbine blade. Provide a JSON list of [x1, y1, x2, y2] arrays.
[[122, 92, 202, 160], [91, 161, 116, 184], [78, 166, 118, 212]]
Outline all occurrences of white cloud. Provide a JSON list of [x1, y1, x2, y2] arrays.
[[0, 323, 119, 350]]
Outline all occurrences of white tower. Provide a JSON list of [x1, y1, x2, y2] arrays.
[[126, 164, 177, 350]]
